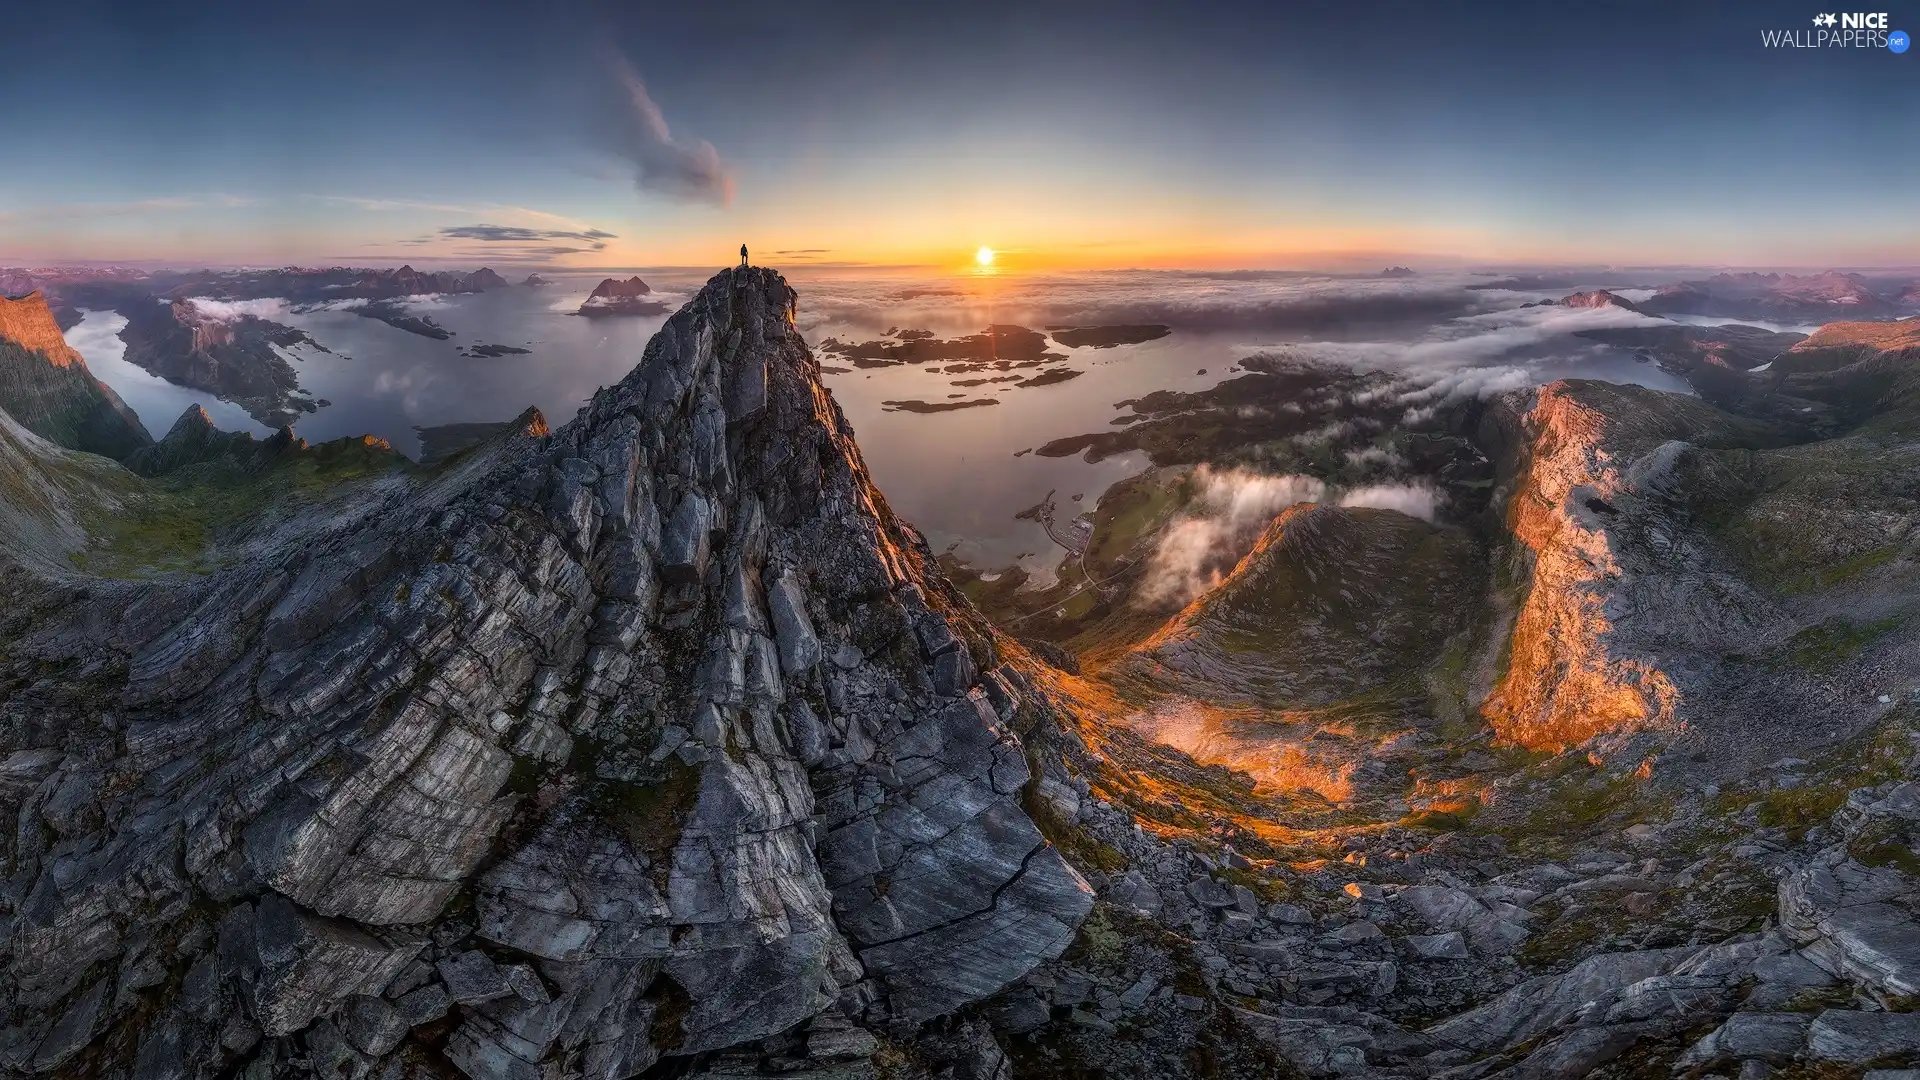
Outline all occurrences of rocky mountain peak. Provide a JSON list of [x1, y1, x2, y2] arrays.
[[590, 275, 652, 299], [1558, 289, 1642, 313], [579, 276, 666, 318], [0, 265, 1091, 1078]]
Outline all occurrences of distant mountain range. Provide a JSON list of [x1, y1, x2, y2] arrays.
[[0, 264, 520, 425], [1641, 270, 1912, 320]]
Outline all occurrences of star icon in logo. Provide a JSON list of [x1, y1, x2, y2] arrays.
[[1819, 12, 1839, 26]]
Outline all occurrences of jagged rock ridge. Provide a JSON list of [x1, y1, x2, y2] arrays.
[[0, 267, 1091, 1079]]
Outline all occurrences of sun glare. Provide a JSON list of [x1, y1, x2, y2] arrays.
[[975, 246, 995, 266]]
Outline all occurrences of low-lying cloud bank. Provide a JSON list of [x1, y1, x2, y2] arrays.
[[184, 292, 466, 322], [1282, 302, 1662, 377], [792, 270, 1503, 338]]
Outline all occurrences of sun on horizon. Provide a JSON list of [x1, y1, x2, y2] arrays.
[[975, 246, 995, 267]]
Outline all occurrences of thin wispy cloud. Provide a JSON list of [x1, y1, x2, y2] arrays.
[[300, 195, 605, 234], [597, 52, 735, 207], [436, 224, 617, 253], [439, 224, 616, 244]]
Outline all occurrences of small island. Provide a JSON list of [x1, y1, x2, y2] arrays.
[[1014, 367, 1082, 387], [880, 398, 1000, 414], [458, 343, 532, 358], [359, 299, 452, 339], [578, 276, 669, 317], [818, 324, 1065, 371], [522, 274, 552, 287]]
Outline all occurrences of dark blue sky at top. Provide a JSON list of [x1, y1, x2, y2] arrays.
[[2, 0, 1914, 267]]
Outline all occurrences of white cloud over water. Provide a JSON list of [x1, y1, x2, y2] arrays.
[[1137, 467, 1327, 606]]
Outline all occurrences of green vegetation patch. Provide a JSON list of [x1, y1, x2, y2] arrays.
[[1023, 775, 1130, 874], [1788, 614, 1905, 671], [71, 438, 411, 578], [587, 755, 704, 886], [1848, 817, 1920, 876], [1082, 467, 1192, 577]]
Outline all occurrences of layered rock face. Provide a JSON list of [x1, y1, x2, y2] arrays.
[[0, 268, 1089, 1078], [0, 290, 151, 459]]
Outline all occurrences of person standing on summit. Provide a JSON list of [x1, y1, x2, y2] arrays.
[[739, 244, 749, 269]]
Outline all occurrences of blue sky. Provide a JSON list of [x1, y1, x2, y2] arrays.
[[1, 0, 1915, 270]]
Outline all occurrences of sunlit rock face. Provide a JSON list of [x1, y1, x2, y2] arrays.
[[0, 267, 1089, 1078], [1479, 383, 1686, 752]]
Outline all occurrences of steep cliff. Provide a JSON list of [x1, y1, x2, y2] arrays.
[[1477, 382, 1791, 753], [0, 291, 151, 460], [0, 268, 1090, 1079], [1479, 359, 1920, 767]]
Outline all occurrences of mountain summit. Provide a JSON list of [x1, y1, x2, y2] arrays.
[[0, 267, 1090, 1078]]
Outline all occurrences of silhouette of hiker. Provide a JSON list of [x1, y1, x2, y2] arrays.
[[739, 244, 749, 269]]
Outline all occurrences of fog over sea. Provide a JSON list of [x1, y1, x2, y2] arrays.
[[67, 268, 1697, 574]]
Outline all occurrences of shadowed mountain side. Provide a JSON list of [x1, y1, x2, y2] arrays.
[[122, 404, 265, 476], [0, 405, 146, 570], [411, 418, 525, 465], [1761, 319, 1920, 430], [0, 290, 151, 458]]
